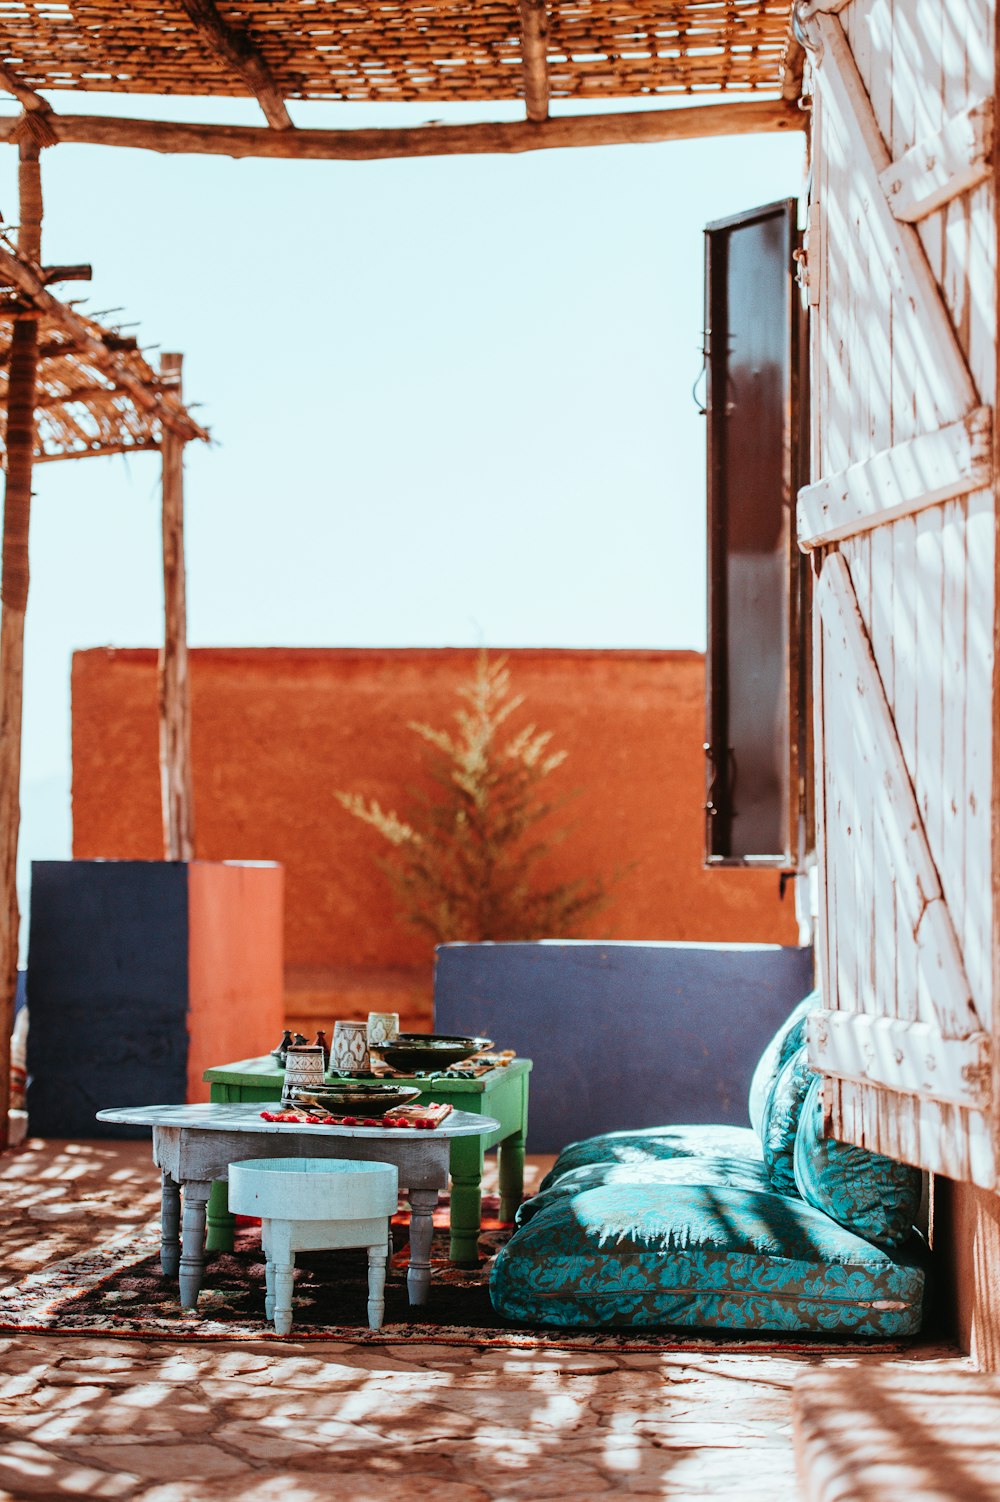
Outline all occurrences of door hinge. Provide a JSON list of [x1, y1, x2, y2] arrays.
[[794, 199, 822, 307]]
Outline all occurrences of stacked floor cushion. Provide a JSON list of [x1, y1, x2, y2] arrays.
[[490, 992, 926, 1336]]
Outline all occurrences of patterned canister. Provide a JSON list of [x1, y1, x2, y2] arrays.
[[332, 1020, 371, 1074], [367, 1011, 399, 1048], [281, 1045, 326, 1104]]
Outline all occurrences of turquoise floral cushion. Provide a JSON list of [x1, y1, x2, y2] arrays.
[[490, 1182, 924, 1336], [539, 1124, 762, 1194], [793, 1077, 922, 1250], [748, 989, 819, 1136], [519, 1156, 774, 1227], [760, 1044, 816, 1197]]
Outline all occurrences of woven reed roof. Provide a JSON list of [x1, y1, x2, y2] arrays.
[[0, 239, 208, 463], [1, 2, 794, 104]]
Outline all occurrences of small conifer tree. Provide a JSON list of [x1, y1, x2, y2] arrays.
[[336, 654, 607, 944]]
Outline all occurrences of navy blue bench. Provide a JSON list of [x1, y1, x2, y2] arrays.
[[433, 940, 814, 1153]]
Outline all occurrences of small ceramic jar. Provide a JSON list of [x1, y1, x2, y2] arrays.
[[367, 1011, 399, 1048], [281, 1045, 326, 1104], [332, 1020, 371, 1074]]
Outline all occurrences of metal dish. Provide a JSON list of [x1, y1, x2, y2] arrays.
[[286, 1083, 422, 1116], [368, 1033, 483, 1073]]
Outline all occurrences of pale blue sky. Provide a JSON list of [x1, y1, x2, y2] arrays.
[[0, 91, 804, 919]]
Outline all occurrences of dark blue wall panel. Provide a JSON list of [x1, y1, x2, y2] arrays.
[[27, 861, 189, 1139], [434, 941, 815, 1153]]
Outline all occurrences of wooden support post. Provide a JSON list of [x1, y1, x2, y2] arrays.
[[0, 139, 41, 1149], [158, 353, 195, 863], [519, 0, 550, 123]]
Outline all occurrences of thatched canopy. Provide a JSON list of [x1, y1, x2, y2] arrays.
[[0, 1, 795, 109], [0, 239, 209, 464]]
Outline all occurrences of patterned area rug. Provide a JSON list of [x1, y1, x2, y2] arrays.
[[0, 1200, 913, 1353]]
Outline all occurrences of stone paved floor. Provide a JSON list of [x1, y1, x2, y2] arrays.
[[0, 1140, 970, 1502]]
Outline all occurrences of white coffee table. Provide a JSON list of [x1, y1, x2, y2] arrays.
[[96, 1102, 500, 1311]]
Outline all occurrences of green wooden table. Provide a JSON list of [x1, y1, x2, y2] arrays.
[[202, 1055, 532, 1264]]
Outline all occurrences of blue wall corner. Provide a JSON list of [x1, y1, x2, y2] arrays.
[[26, 861, 190, 1139]]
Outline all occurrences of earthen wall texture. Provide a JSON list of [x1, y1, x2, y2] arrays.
[[936, 1177, 1000, 1370], [72, 647, 797, 986]]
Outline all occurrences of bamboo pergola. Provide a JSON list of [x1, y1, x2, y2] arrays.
[[0, 0, 808, 1147], [0, 2, 806, 161], [4, 1, 796, 102], [0, 247, 207, 465]]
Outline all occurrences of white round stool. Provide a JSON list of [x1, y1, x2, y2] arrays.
[[228, 1158, 398, 1336]]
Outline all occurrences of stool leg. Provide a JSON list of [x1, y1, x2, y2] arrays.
[[264, 1259, 276, 1321], [272, 1258, 295, 1336], [367, 1241, 388, 1331]]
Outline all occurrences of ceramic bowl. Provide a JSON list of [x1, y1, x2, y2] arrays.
[[288, 1083, 422, 1116], [369, 1033, 482, 1073]]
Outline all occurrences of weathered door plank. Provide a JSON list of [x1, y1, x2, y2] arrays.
[[809, 1009, 991, 1107], [812, 11, 978, 419], [797, 407, 992, 548], [817, 552, 983, 1040], [881, 98, 993, 223]]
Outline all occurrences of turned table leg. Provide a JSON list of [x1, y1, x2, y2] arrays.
[[367, 1243, 388, 1330], [160, 1172, 181, 1278], [498, 1128, 526, 1223], [178, 1181, 212, 1310], [449, 1134, 485, 1266], [406, 1188, 439, 1306]]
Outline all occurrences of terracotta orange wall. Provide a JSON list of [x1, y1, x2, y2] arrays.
[[72, 648, 798, 996], [186, 861, 285, 1100]]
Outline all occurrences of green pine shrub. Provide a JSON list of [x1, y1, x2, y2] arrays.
[[336, 653, 608, 945]]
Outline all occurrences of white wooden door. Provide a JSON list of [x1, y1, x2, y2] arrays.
[[798, 0, 997, 1189]]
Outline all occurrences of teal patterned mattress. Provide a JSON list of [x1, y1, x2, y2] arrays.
[[492, 996, 927, 1337], [491, 1176, 924, 1336]]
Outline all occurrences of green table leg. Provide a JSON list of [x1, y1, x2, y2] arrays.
[[498, 1128, 525, 1223], [449, 1133, 485, 1265], [205, 1180, 235, 1253]]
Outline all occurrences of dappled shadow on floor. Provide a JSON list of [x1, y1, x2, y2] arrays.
[[794, 1361, 1000, 1502], [0, 1140, 963, 1501], [0, 1138, 161, 1286], [0, 1333, 808, 1501]]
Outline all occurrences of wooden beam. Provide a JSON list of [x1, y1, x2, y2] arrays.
[[178, 0, 293, 130], [816, 552, 982, 1041], [0, 62, 51, 117], [32, 440, 160, 464], [0, 100, 805, 162], [39, 264, 92, 286], [0, 336, 138, 368], [0, 138, 41, 1151], [808, 1010, 992, 1109], [158, 353, 195, 863], [35, 382, 122, 408], [812, 12, 979, 417], [0, 244, 208, 442], [797, 407, 993, 549], [520, 0, 550, 123], [880, 98, 994, 223], [781, 34, 807, 103]]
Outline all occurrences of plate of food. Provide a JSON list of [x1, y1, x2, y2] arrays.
[[368, 1033, 486, 1073], [286, 1082, 422, 1116]]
